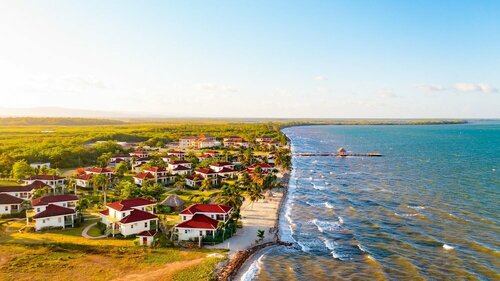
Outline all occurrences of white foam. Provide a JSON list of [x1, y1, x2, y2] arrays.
[[312, 219, 342, 233], [297, 241, 311, 252], [338, 216, 344, 224], [357, 244, 367, 253], [443, 244, 454, 250], [325, 202, 334, 209], [238, 249, 268, 281]]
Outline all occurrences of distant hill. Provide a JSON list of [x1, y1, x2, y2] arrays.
[[0, 117, 126, 126]]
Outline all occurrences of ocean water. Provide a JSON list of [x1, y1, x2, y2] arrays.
[[240, 121, 500, 281]]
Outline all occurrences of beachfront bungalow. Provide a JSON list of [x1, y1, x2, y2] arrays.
[[33, 204, 76, 231], [0, 193, 24, 215], [24, 175, 66, 190], [209, 162, 237, 179], [99, 198, 158, 237], [185, 174, 218, 187], [248, 163, 275, 173], [175, 204, 232, 240]]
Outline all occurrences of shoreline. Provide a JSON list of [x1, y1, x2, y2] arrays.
[[216, 170, 293, 281]]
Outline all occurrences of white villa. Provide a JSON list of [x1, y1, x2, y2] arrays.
[[129, 150, 149, 158], [175, 204, 232, 241], [99, 198, 158, 237], [85, 167, 114, 177], [24, 175, 66, 190], [0, 181, 49, 200], [168, 160, 192, 175], [247, 163, 275, 174], [31, 194, 78, 231], [76, 174, 93, 188], [0, 193, 24, 215], [223, 136, 249, 149]]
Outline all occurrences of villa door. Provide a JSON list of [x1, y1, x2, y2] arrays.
[[142, 237, 147, 245]]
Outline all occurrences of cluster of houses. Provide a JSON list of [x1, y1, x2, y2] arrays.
[[0, 134, 283, 245]]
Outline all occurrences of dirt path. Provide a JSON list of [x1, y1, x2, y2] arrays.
[[111, 257, 205, 281], [81, 222, 107, 239]]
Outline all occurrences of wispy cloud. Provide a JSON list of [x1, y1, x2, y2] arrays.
[[416, 84, 446, 93], [454, 83, 497, 94], [378, 89, 397, 98], [195, 83, 238, 92], [314, 75, 328, 81]]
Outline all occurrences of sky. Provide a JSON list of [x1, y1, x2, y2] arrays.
[[0, 0, 499, 118]]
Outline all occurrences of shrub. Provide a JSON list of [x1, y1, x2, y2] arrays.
[[96, 221, 107, 234], [24, 226, 36, 233]]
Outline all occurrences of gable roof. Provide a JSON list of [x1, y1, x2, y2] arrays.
[[25, 175, 65, 181], [210, 162, 233, 167], [26, 181, 51, 189], [137, 230, 158, 237], [176, 214, 219, 229], [32, 194, 78, 206], [180, 204, 232, 215], [217, 167, 236, 173], [172, 165, 191, 171], [33, 204, 75, 219], [107, 198, 156, 211], [0, 193, 24, 204], [169, 160, 190, 165], [120, 209, 157, 224], [78, 174, 93, 180], [87, 167, 113, 173], [195, 168, 217, 175], [134, 172, 155, 180], [144, 167, 168, 173], [0, 184, 41, 193]]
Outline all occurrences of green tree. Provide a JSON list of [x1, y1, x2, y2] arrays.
[[97, 152, 112, 168], [32, 186, 51, 199], [11, 160, 34, 181], [114, 162, 128, 178], [248, 183, 264, 206], [200, 177, 212, 191], [116, 180, 141, 199], [91, 174, 109, 205]]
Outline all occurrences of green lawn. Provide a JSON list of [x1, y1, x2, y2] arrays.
[[86, 224, 103, 237]]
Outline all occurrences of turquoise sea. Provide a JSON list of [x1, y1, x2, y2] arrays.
[[240, 121, 499, 281]]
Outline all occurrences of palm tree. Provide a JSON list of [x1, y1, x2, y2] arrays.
[[92, 174, 109, 205], [236, 172, 251, 190], [67, 177, 77, 195], [248, 183, 264, 207], [217, 220, 226, 242], [250, 166, 264, 186], [200, 178, 212, 191]]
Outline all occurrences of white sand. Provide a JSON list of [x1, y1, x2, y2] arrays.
[[208, 190, 283, 256]]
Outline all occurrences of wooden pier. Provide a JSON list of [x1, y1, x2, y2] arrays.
[[293, 152, 382, 157]]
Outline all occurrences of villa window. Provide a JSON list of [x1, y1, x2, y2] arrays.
[[184, 230, 188, 234], [199, 231, 203, 236], [144, 222, 148, 227], [4, 206, 7, 211], [37, 208, 40, 212], [131, 224, 134, 229]]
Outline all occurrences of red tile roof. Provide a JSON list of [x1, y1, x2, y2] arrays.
[[137, 230, 158, 237], [172, 165, 191, 171], [32, 194, 78, 206], [180, 204, 232, 215], [25, 175, 65, 181], [248, 163, 274, 169], [99, 209, 109, 216], [217, 167, 235, 173], [0, 185, 40, 193], [176, 214, 219, 229], [144, 167, 167, 173], [33, 204, 75, 219], [186, 174, 205, 181], [195, 168, 217, 175], [120, 209, 157, 224], [106, 198, 156, 211], [210, 162, 233, 167], [0, 193, 24, 204], [170, 160, 190, 165], [25, 181, 50, 189], [134, 172, 155, 180], [78, 174, 93, 180], [87, 167, 113, 173]]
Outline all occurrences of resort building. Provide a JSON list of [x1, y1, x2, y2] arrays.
[[76, 174, 93, 188], [256, 136, 274, 143], [167, 160, 192, 175], [223, 136, 249, 148], [247, 163, 275, 174], [33, 204, 76, 231], [137, 230, 158, 246], [166, 150, 186, 159], [129, 150, 149, 158], [85, 167, 114, 177], [179, 135, 220, 149], [133, 168, 174, 186], [24, 175, 66, 190], [185, 173, 218, 187], [0, 193, 24, 215], [32, 194, 78, 214], [0, 181, 49, 200], [209, 162, 237, 178], [175, 204, 232, 240], [99, 198, 158, 237]]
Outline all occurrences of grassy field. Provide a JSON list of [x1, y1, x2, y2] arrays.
[[0, 219, 226, 281], [0, 180, 18, 187]]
